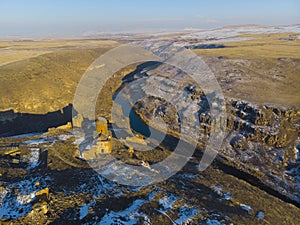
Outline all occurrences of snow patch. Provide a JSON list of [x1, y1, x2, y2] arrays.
[[159, 194, 178, 210], [26, 148, 40, 169], [16, 192, 36, 205], [58, 134, 73, 141], [0, 176, 47, 219], [99, 199, 145, 225], [206, 219, 223, 225], [240, 203, 252, 212], [0, 188, 8, 207], [223, 192, 231, 200], [80, 202, 93, 220], [174, 206, 198, 224], [24, 137, 55, 146], [256, 211, 264, 219], [212, 186, 223, 195]]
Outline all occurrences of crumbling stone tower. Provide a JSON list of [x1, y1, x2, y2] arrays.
[[81, 117, 112, 160]]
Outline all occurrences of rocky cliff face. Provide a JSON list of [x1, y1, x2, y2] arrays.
[[128, 62, 300, 204], [138, 95, 300, 203], [222, 100, 299, 202]]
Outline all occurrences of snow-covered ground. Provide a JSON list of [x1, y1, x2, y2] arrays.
[[138, 24, 300, 49], [181, 25, 300, 40], [0, 176, 47, 219], [98, 199, 146, 225]]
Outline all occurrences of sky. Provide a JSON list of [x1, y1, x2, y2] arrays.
[[0, 0, 299, 37]]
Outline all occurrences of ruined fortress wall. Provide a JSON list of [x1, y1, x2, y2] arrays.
[[0, 104, 72, 137]]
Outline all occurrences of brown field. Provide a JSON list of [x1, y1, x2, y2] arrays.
[[0, 39, 118, 67], [193, 33, 300, 107], [193, 32, 300, 59]]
